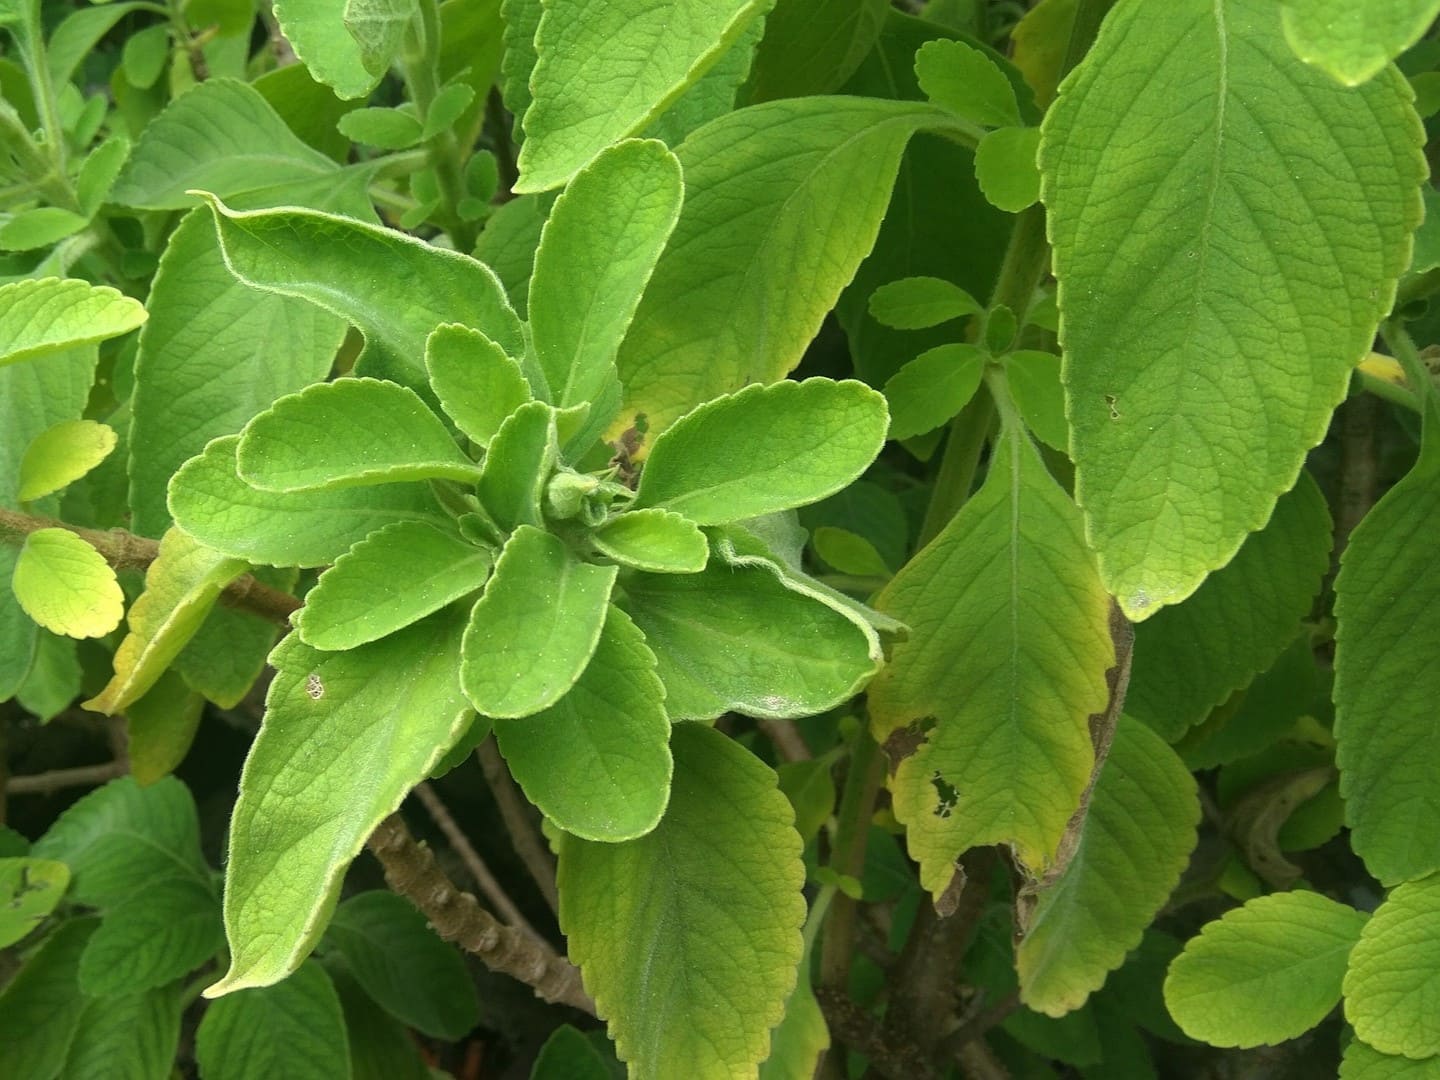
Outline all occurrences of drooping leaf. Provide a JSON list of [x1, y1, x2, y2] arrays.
[[0, 857, 69, 948], [868, 426, 1114, 894], [1164, 891, 1368, 1048], [0, 279, 145, 368], [197, 960, 352, 1078], [77, 878, 223, 997], [1041, 0, 1424, 618], [12, 528, 124, 639], [591, 509, 709, 574], [424, 324, 532, 448], [460, 525, 617, 719], [1017, 717, 1199, 1016], [559, 722, 805, 1078], [272, 0, 383, 99], [882, 344, 987, 439], [17, 419, 116, 502], [62, 983, 183, 1080], [125, 671, 206, 784], [514, 0, 771, 192], [1281, 0, 1440, 86], [207, 609, 471, 995], [1345, 872, 1440, 1059], [495, 605, 672, 842], [746, 0, 888, 101], [0, 919, 99, 1080], [475, 401, 558, 532], [915, 38, 1022, 127], [867, 276, 982, 330]]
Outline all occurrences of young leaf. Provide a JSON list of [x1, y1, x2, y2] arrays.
[[559, 722, 805, 1078], [169, 435, 447, 567], [633, 379, 888, 524], [495, 605, 673, 842], [208, 608, 471, 995], [591, 509, 709, 574], [811, 526, 890, 577], [1281, 0, 1440, 87], [1017, 718, 1200, 1016], [0, 858, 69, 948], [1345, 872, 1440, 1058], [237, 378, 479, 492], [476, 401, 558, 532], [17, 419, 116, 501], [1004, 349, 1067, 452], [77, 878, 223, 997], [1164, 892, 1369, 1048], [882, 343, 987, 439], [515, 0, 770, 192], [296, 522, 493, 651], [0, 279, 146, 368], [0, 918, 99, 1080], [337, 105, 423, 150], [868, 276, 982, 330], [12, 528, 124, 640], [869, 426, 1112, 894], [197, 960, 351, 1079], [915, 38, 1022, 127], [1041, 0, 1424, 619], [975, 126, 1041, 212], [460, 525, 617, 719], [424, 323, 532, 448]]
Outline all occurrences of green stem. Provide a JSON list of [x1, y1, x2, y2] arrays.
[[818, 728, 885, 992], [12, 5, 77, 209], [918, 390, 996, 548], [401, 0, 475, 250], [1356, 368, 1419, 412]]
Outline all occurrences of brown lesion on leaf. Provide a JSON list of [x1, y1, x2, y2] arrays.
[[882, 716, 934, 775], [1104, 393, 1121, 420], [930, 771, 959, 819]]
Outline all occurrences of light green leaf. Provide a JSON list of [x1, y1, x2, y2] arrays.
[[1127, 473, 1331, 741], [811, 526, 890, 577], [297, 521, 492, 651], [48, 4, 151, 84], [0, 208, 90, 253], [1342, 1040, 1440, 1079], [746, 0, 888, 101], [883, 343, 987, 439], [76, 136, 131, 217], [532, 1024, 614, 1079], [197, 194, 525, 393], [85, 528, 248, 715], [1016, 718, 1200, 1016], [17, 419, 116, 502], [559, 722, 805, 1078], [592, 509, 708, 574], [1345, 872, 1440, 1058], [643, 13, 766, 147], [13, 528, 124, 639], [424, 324, 533, 447], [460, 525, 616, 719], [496, 605, 672, 842], [273, 0, 383, 99], [0, 857, 69, 948], [337, 105, 423, 149], [173, 565, 295, 708], [758, 956, 828, 1080], [514, 0, 771, 192], [198, 960, 352, 1078], [868, 276, 982, 330], [208, 608, 471, 995], [868, 426, 1113, 894], [77, 878, 223, 997], [1282, 0, 1440, 86], [0, 919, 98, 1080], [916, 38, 1022, 127], [125, 671, 206, 784], [1004, 349, 1067, 452], [342, 0, 416, 78], [169, 435, 446, 567], [617, 97, 952, 437], [62, 983, 182, 1080], [322, 891, 478, 1040], [1164, 891, 1369, 1048], [422, 81, 475, 139], [0, 279, 145, 368], [1041, 0, 1424, 619], [476, 401, 558, 532], [633, 379, 888, 524], [975, 126, 1041, 212], [499, 0, 541, 121]]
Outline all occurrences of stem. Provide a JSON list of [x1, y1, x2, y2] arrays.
[[6, 760, 127, 796], [988, 204, 1050, 326], [476, 736, 560, 914], [819, 728, 885, 991], [918, 391, 996, 548], [401, 0, 476, 251], [757, 718, 811, 762]]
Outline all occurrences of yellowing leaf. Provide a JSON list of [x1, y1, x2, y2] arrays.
[[17, 420, 117, 502], [0, 279, 146, 368], [12, 529, 124, 639]]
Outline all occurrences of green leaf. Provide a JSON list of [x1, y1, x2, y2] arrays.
[[746, 0, 888, 101], [169, 435, 446, 568], [1127, 473, 1331, 741], [1164, 891, 1369, 1048], [592, 509, 708, 574], [322, 891, 478, 1040], [16, 630, 82, 721], [1282, 0, 1440, 86], [476, 400, 558, 532], [424, 324, 533, 447], [32, 776, 209, 907], [423, 81, 475, 139], [1342, 1040, 1440, 1079], [644, 13, 766, 147], [495, 605, 672, 842], [121, 22, 170, 90], [514, 0, 771, 192], [868, 427, 1114, 893], [1345, 872, 1440, 1058], [868, 276, 982, 330], [77, 878, 223, 997], [0, 857, 69, 948], [0, 279, 145, 368], [758, 955, 828, 1080], [297, 522, 492, 651], [883, 344, 987, 439], [342, 0, 417, 78], [499, 0, 542, 121], [1004, 349, 1067, 452], [172, 566, 295, 708], [915, 38, 1021, 127], [125, 671, 206, 784], [273, 0, 384, 99], [617, 97, 948, 437], [85, 528, 248, 715], [331, 966, 431, 1080], [337, 105, 423, 149], [17, 419, 116, 501], [811, 526, 890, 577], [975, 125, 1042, 212], [1041, 0, 1424, 619], [208, 609, 471, 994], [0, 918, 99, 1080], [196, 194, 525, 393], [532, 1024, 614, 1080], [48, 4, 151, 85], [197, 960, 352, 1078], [75, 135, 131, 217], [559, 722, 805, 1078], [633, 379, 888, 524], [776, 759, 835, 844], [0, 208, 90, 252], [62, 983, 182, 1080], [1016, 717, 1200, 1016], [460, 525, 616, 719], [12, 528, 124, 639]]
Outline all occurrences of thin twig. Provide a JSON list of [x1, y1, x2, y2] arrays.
[[757, 718, 811, 762], [477, 736, 559, 914], [6, 760, 127, 796], [939, 990, 1021, 1062]]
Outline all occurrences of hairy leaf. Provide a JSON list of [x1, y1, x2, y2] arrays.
[[1282, 0, 1440, 86], [0, 279, 145, 368], [883, 344, 987, 439], [592, 509, 709, 574], [198, 960, 352, 1078], [1345, 872, 1440, 1058], [424, 324, 531, 447], [476, 401, 558, 533], [273, 0, 382, 99], [12, 528, 123, 639]]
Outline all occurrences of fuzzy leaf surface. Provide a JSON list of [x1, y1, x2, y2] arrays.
[[273, 0, 382, 99], [592, 509, 709, 574], [1281, 0, 1440, 86], [0, 279, 145, 368], [883, 344, 987, 439], [476, 401, 557, 532], [13, 529, 123, 639], [424, 324, 531, 447], [1345, 873, 1440, 1058], [198, 960, 352, 1078]]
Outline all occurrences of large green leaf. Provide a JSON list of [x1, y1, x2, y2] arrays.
[[1164, 891, 1369, 1048], [12, 528, 124, 639], [0, 919, 99, 1080], [514, 0, 771, 191], [1041, 0, 1424, 619], [1126, 473, 1331, 741], [616, 97, 953, 438], [197, 960, 352, 1078], [77, 878, 222, 998], [0, 857, 69, 948], [207, 609, 471, 995], [1345, 872, 1440, 1059], [532, 1024, 614, 1079], [273, 0, 382, 99], [460, 525, 616, 718], [1282, 0, 1440, 86], [1017, 717, 1199, 1016], [168, 435, 447, 568], [62, 983, 182, 1080], [1342, 1040, 1440, 1079], [495, 605, 672, 842], [746, 0, 887, 101], [868, 426, 1114, 895], [559, 722, 805, 1078], [0, 279, 145, 368]]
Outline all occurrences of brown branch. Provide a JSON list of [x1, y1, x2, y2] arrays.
[[6, 760, 127, 796], [939, 990, 1020, 1064], [757, 718, 811, 762], [366, 813, 594, 1015], [814, 986, 937, 1080], [477, 736, 559, 914]]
